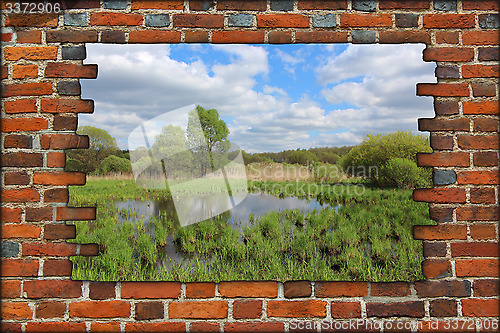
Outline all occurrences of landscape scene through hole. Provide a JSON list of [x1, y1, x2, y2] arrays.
[[68, 43, 437, 282]]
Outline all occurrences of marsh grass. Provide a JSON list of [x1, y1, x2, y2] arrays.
[[69, 179, 435, 282]]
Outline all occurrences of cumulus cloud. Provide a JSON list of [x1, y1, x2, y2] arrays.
[[80, 43, 435, 152]]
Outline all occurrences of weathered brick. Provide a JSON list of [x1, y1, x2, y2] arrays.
[[1, 207, 23, 223], [457, 135, 499, 150], [36, 301, 66, 318], [353, 0, 376, 11], [44, 188, 69, 203], [330, 301, 361, 318], [457, 206, 499, 221], [185, 282, 215, 298], [479, 14, 499, 29], [284, 281, 311, 298], [423, 47, 474, 62], [371, 282, 411, 297], [435, 66, 459, 79], [430, 299, 457, 317], [379, 31, 430, 43], [1, 302, 33, 320], [435, 31, 459, 44], [315, 282, 368, 297], [233, 299, 262, 319], [64, 13, 88, 27], [2, 82, 52, 97], [414, 225, 467, 240], [1, 279, 21, 297], [56, 207, 96, 221], [295, 31, 348, 43], [190, 0, 215, 11], [474, 279, 499, 297], [463, 64, 499, 79], [366, 301, 424, 318], [417, 83, 469, 97], [169, 300, 228, 319], [395, 13, 418, 27], [415, 280, 471, 297], [91, 12, 143, 26], [45, 63, 97, 79], [34, 171, 86, 186], [4, 134, 32, 148], [269, 31, 292, 44], [341, 13, 392, 27], [257, 14, 309, 28], [24, 280, 82, 298], [418, 117, 470, 131], [145, 14, 170, 27], [456, 259, 499, 277], [312, 14, 336, 28], [91, 322, 121, 332], [463, 31, 499, 46], [23, 242, 78, 256], [61, 46, 86, 61], [129, 31, 181, 43], [212, 31, 265, 44], [2, 152, 43, 167], [430, 134, 453, 150], [47, 152, 66, 168], [433, 169, 456, 185], [26, 207, 52, 222], [219, 281, 277, 297], [268, 300, 326, 318], [228, 14, 253, 27], [352, 30, 376, 44], [451, 242, 499, 257], [472, 82, 496, 97], [135, 301, 164, 320], [57, 81, 81, 96], [41, 99, 93, 114], [101, 31, 126, 43], [2, 188, 40, 202], [434, 0, 457, 11], [70, 301, 130, 318], [470, 187, 496, 204], [41, 134, 89, 150], [2, 224, 41, 239], [17, 30, 41, 43], [462, 299, 499, 317], [458, 171, 499, 185], [4, 171, 30, 185], [104, 0, 128, 9], [89, 282, 116, 300], [1, 258, 38, 277], [271, 0, 294, 11], [43, 259, 72, 276], [379, 0, 428, 9], [44, 224, 76, 240], [463, 101, 499, 115], [417, 152, 470, 167], [191, 322, 220, 332], [423, 241, 447, 257], [131, 0, 184, 9], [423, 14, 474, 28], [121, 281, 181, 298], [13, 64, 38, 79], [422, 259, 452, 278], [474, 151, 498, 167], [26, 322, 87, 332], [219, 0, 267, 11], [5, 13, 58, 27], [173, 14, 224, 28], [125, 322, 186, 332], [434, 100, 459, 115], [1, 241, 20, 258], [61, 0, 101, 9], [46, 30, 98, 43], [225, 322, 284, 332]]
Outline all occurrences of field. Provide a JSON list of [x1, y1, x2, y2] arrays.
[[68, 175, 435, 282]]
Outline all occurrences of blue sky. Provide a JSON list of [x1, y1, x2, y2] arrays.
[[80, 43, 435, 153]]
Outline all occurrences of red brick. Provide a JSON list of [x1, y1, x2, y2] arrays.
[[4, 46, 57, 61], [89, 282, 116, 300], [330, 301, 361, 318], [46, 30, 98, 43], [212, 31, 265, 44], [413, 188, 466, 203], [430, 134, 453, 150], [54, 115, 78, 131], [1, 65, 8, 80], [44, 224, 76, 240], [131, 0, 184, 9], [233, 299, 262, 319], [26, 322, 86, 332], [1, 207, 23, 223], [298, 0, 347, 9], [268, 300, 326, 318], [414, 225, 467, 240], [4, 171, 30, 185], [90, 322, 121, 332], [423, 241, 447, 257], [56, 207, 96, 221], [44, 188, 69, 203], [125, 322, 186, 332], [419, 117, 470, 132], [191, 322, 220, 332], [3, 82, 53, 97], [2, 224, 41, 239], [366, 301, 424, 318], [474, 279, 499, 296], [423, 14, 474, 28], [13, 64, 38, 79], [284, 281, 311, 298], [2, 188, 40, 202], [452, 242, 499, 257], [121, 281, 181, 298], [417, 152, 470, 167], [129, 31, 181, 43], [69, 300, 130, 318], [315, 282, 368, 297], [45, 63, 98, 79], [463, 31, 499, 46], [463, 64, 500, 79], [457, 206, 499, 221], [1, 259, 38, 277], [90, 12, 143, 26], [2, 32, 13, 42], [470, 187, 496, 204], [1, 302, 33, 320], [218, 0, 266, 11], [185, 31, 209, 43], [430, 299, 457, 317], [17, 30, 42, 43], [435, 31, 459, 44], [47, 152, 66, 168], [474, 151, 499, 167], [295, 31, 348, 43], [169, 300, 228, 319], [423, 47, 474, 62], [23, 242, 78, 256], [379, 0, 428, 9], [43, 259, 72, 276], [2, 118, 49, 134], [219, 281, 277, 297], [257, 14, 309, 28], [33, 171, 85, 186], [36, 301, 66, 318], [41, 99, 94, 113], [370, 282, 411, 297], [41, 134, 89, 150], [135, 301, 164, 320], [185, 282, 215, 298], [462, 299, 499, 317], [434, 100, 459, 115], [341, 13, 392, 27], [457, 171, 499, 185], [24, 280, 81, 298], [173, 14, 224, 28], [474, 118, 499, 132], [463, 101, 499, 115], [4, 99, 37, 113], [379, 31, 430, 44], [269, 31, 292, 44], [5, 13, 58, 27], [470, 224, 497, 239], [416, 83, 469, 97], [456, 259, 499, 277], [25, 207, 52, 222], [1, 280, 21, 298], [422, 259, 452, 278], [101, 30, 126, 43], [225, 322, 284, 332]]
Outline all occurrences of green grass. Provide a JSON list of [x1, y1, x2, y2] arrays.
[[68, 179, 435, 282]]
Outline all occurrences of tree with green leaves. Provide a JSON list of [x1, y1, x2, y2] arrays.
[[186, 105, 230, 175]]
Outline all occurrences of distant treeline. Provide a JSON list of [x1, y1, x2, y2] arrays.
[[242, 146, 353, 165]]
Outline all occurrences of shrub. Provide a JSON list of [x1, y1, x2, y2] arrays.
[[287, 150, 318, 166], [379, 158, 431, 189], [99, 155, 132, 174]]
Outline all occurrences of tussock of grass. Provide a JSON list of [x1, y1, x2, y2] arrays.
[[69, 179, 435, 282]]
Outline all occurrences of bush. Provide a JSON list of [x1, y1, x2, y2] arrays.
[[379, 158, 431, 189], [99, 155, 132, 174], [287, 150, 318, 166], [66, 158, 86, 172]]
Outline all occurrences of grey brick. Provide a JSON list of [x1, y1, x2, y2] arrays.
[[435, 66, 459, 79], [57, 81, 81, 96], [145, 14, 170, 27], [312, 14, 336, 28], [62, 46, 86, 60], [353, 0, 376, 12], [395, 14, 418, 28], [1, 241, 20, 258], [104, 0, 128, 9], [64, 13, 88, 27], [352, 30, 376, 44], [479, 14, 499, 29], [433, 0, 457, 11], [270, 0, 294, 11], [433, 170, 457, 185], [228, 14, 253, 27]]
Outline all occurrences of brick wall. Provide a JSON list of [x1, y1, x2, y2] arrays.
[[1, 0, 498, 331]]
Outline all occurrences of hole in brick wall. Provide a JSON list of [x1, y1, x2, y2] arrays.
[[68, 43, 438, 282]]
